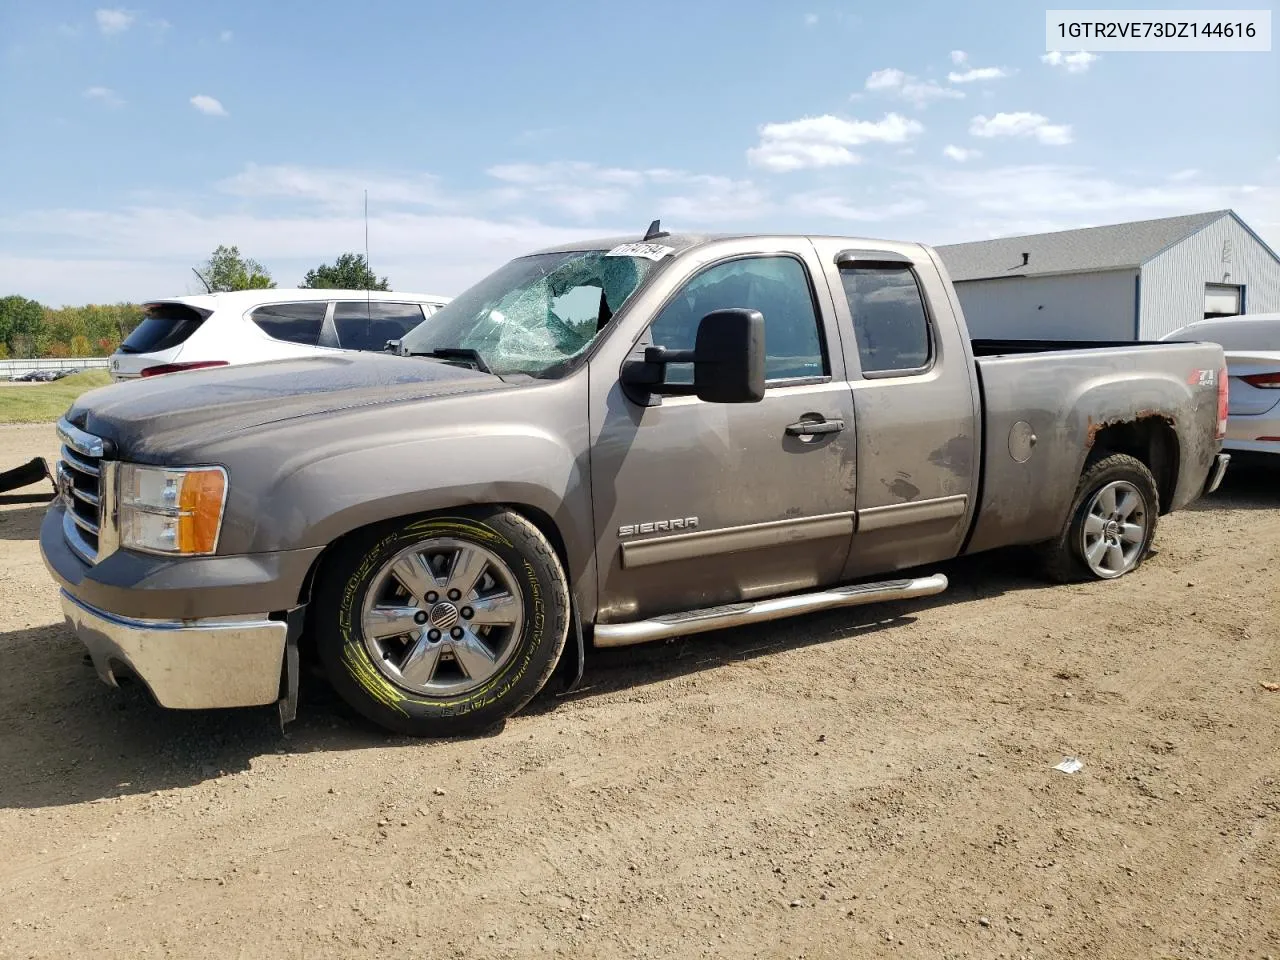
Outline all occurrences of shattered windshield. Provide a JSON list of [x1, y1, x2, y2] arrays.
[[400, 250, 661, 377]]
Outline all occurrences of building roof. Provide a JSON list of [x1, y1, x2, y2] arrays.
[[934, 210, 1235, 282]]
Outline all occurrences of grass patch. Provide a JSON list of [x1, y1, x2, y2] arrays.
[[0, 370, 114, 423]]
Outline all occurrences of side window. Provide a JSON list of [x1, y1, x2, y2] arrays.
[[249, 302, 328, 346], [333, 302, 428, 351], [840, 266, 932, 375], [649, 255, 826, 383]]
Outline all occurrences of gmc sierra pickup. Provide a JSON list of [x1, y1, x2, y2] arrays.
[[41, 228, 1231, 737]]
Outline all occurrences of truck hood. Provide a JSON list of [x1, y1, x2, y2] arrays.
[[65, 352, 507, 456]]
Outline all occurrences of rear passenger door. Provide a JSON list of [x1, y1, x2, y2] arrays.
[[330, 301, 429, 351], [809, 243, 981, 579]]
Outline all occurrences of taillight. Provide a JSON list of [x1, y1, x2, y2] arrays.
[[139, 361, 229, 377], [1241, 372, 1280, 389], [1216, 365, 1229, 440]]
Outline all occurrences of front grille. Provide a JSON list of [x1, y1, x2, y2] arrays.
[[56, 419, 107, 563]]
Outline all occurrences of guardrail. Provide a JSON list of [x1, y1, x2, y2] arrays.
[[0, 357, 111, 377]]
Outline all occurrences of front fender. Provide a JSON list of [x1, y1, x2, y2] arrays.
[[205, 378, 598, 617]]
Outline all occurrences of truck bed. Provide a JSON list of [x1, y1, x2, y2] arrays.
[[963, 339, 1225, 556]]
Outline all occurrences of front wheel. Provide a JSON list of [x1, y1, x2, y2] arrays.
[[1038, 453, 1160, 583], [311, 507, 571, 736]]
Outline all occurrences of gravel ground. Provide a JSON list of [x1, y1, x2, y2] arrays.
[[1, 421, 1276, 960]]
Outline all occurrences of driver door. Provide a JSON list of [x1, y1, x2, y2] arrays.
[[589, 240, 859, 624]]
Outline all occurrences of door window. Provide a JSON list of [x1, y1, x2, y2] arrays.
[[333, 302, 428, 350], [648, 255, 827, 383], [839, 266, 932, 375], [249, 302, 328, 346]]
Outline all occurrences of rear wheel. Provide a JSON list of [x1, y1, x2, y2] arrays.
[[1038, 453, 1159, 583], [312, 507, 571, 736]]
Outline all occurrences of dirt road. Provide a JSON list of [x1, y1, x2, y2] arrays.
[[1, 421, 1276, 959]]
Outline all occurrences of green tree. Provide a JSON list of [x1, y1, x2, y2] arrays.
[[300, 252, 390, 290], [193, 244, 276, 292], [0, 294, 46, 357]]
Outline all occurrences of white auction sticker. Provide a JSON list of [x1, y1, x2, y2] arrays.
[[1046, 9, 1271, 51], [605, 242, 676, 261]]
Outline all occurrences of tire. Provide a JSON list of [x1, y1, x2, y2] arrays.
[[1037, 453, 1160, 583], [312, 507, 571, 737]]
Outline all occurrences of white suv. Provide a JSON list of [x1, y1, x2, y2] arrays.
[[109, 289, 451, 381]]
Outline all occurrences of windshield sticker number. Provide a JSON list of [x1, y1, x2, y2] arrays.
[[605, 242, 675, 261]]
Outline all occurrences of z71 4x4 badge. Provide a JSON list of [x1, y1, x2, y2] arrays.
[[1187, 368, 1219, 386], [618, 517, 699, 537]]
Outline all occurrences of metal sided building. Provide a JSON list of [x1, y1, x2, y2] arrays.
[[934, 210, 1280, 341]]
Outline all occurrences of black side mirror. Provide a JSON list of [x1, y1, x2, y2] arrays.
[[620, 308, 766, 406], [690, 308, 766, 402]]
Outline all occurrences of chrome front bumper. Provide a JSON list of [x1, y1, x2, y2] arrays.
[[60, 589, 288, 709]]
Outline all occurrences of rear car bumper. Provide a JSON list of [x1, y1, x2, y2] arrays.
[[1224, 411, 1280, 455], [1223, 438, 1280, 456], [60, 590, 288, 708]]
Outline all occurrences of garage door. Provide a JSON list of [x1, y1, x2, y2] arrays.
[[1204, 283, 1242, 318]]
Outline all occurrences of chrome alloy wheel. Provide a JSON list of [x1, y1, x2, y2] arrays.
[[360, 538, 524, 696], [1080, 479, 1149, 578]]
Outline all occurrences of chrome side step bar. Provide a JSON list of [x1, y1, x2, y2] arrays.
[[593, 573, 948, 648]]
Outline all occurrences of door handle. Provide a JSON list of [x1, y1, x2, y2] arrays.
[[785, 417, 845, 437]]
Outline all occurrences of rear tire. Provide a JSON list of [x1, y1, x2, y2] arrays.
[[312, 507, 571, 737], [1038, 453, 1159, 583]]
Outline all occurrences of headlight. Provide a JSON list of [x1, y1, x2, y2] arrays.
[[118, 464, 228, 556]]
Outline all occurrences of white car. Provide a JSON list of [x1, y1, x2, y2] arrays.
[[1161, 313, 1280, 457], [109, 289, 451, 381]]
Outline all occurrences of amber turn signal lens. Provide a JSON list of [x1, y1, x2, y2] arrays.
[[177, 469, 226, 555]]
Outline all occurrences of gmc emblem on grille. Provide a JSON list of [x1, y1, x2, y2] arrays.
[[56, 463, 74, 505]]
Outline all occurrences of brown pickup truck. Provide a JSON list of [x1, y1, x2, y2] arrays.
[[42, 228, 1231, 737]]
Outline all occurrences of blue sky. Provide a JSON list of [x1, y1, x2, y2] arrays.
[[1, 1, 1277, 305]]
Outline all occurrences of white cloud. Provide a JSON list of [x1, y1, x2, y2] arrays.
[[658, 176, 771, 223], [486, 161, 641, 218], [950, 50, 968, 65], [948, 66, 1011, 83], [487, 161, 646, 189], [748, 113, 925, 171], [95, 8, 134, 35], [969, 112, 1073, 145], [219, 30, 233, 42], [189, 95, 228, 117], [1168, 168, 1199, 182], [864, 68, 964, 107], [865, 68, 906, 90], [220, 164, 443, 209], [1041, 51, 1099, 73], [788, 193, 927, 222], [84, 86, 124, 108], [804, 13, 818, 26], [748, 142, 860, 172], [943, 144, 981, 162], [920, 165, 1276, 227], [483, 162, 769, 222]]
